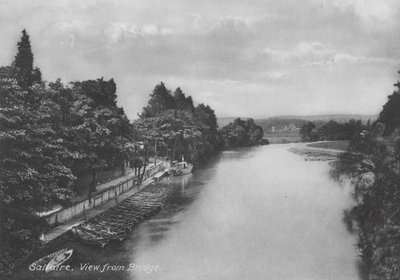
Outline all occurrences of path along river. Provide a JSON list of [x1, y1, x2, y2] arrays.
[[17, 144, 361, 280]]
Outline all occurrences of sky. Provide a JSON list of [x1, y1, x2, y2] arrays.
[[1, 0, 400, 120]]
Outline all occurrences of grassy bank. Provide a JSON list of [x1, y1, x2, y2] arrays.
[[289, 141, 348, 161], [306, 140, 350, 151]]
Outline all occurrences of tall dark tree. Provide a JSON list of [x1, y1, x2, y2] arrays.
[[12, 30, 41, 91], [173, 87, 194, 112], [141, 82, 175, 117]]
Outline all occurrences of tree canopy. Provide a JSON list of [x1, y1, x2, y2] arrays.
[[136, 83, 222, 162], [377, 78, 400, 135], [0, 31, 133, 278], [219, 118, 263, 148]]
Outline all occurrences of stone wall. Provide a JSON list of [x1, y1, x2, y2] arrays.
[[43, 162, 167, 226]]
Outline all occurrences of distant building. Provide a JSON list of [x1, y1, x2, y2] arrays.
[[271, 126, 276, 132]]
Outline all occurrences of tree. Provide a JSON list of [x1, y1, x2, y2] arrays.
[[219, 118, 263, 148], [134, 110, 203, 163], [73, 78, 117, 107], [138, 82, 222, 161], [332, 70, 400, 280], [173, 87, 194, 112], [0, 67, 75, 277], [195, 104, 223, 154], [66, 80, 132, 198], [300, 122, 318, 142], [141, 82, 175, 118], [377, 84, 400, 135], [12, 30, 41, 91]]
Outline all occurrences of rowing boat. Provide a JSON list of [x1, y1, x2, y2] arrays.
[[45, 249, 73, 273]]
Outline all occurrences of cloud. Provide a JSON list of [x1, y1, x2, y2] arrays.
[[293, 42, 331, 57], [266, 71, 287, 80], [264, 41, 335, 65], [264, 41, 399, 69], [263, 48, 289, 61], [333, 0, 399, 23], [0, 0, 400, 119]]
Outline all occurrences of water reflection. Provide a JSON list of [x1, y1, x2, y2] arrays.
[[131, 145, 360, 280], [14, 145, 360, 280]]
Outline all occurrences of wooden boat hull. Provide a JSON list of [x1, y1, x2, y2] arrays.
[[72, 227, 109, 247], [29, 248, 69, 271], [45, 249, 73, 273]]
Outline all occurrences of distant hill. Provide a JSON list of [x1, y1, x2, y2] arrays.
[[272, 114, 377, 123], [217, 117, 243, 128], [218, 114, 377, 132]]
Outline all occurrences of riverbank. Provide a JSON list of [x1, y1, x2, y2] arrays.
[[289, 141, 349, 161], [13, 178, 171, 279], [12, 145, 362, 280], [8, 165, 170, 279]]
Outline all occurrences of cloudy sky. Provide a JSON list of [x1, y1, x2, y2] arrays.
[[1, 0, 400, 119]]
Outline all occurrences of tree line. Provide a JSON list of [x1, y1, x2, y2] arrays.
[[332, 72, 400, 280], [0, 30, 134, 277], [299, 119, 369, 142], [0, 30, 264, 278], [219, 118, 264, 148]]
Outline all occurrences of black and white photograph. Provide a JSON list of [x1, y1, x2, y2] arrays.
[[1, 0, 400, 279]]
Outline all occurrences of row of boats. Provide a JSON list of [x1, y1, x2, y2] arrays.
[[29, 183, 169, 273], [71, 183, 170, 247], [29, 170, 181, 273]]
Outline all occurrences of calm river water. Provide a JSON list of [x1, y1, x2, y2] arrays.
[[17, 144, 361, 280]]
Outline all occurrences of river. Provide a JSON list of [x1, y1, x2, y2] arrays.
[[17, 144, 361, 280]]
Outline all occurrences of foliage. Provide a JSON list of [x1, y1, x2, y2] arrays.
[[219, 118, 263, 148], [299, 122, 318, 142], [174, 87, 194, 112], [141, 82, 175, 118], [0, 31, 133, 278], [134, 110, 201, 162], [137, 83, 222, 163], [300, 119, 366, 142], [0, 67, 75, 277], [377, 80, 400, 135], [12, 29, 41, 91], [68, 79, 132, 176], [333, 72, 400, 280], [0, 31, 223, 279]]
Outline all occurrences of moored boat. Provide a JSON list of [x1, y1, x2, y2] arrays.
[[153, 170, 170, 182], [45, 249, 73, 273], [29, 248, 69, 271], [71, 183, 170, 247], [171, 161, 193, 176], [71, 227, 109, 247]]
